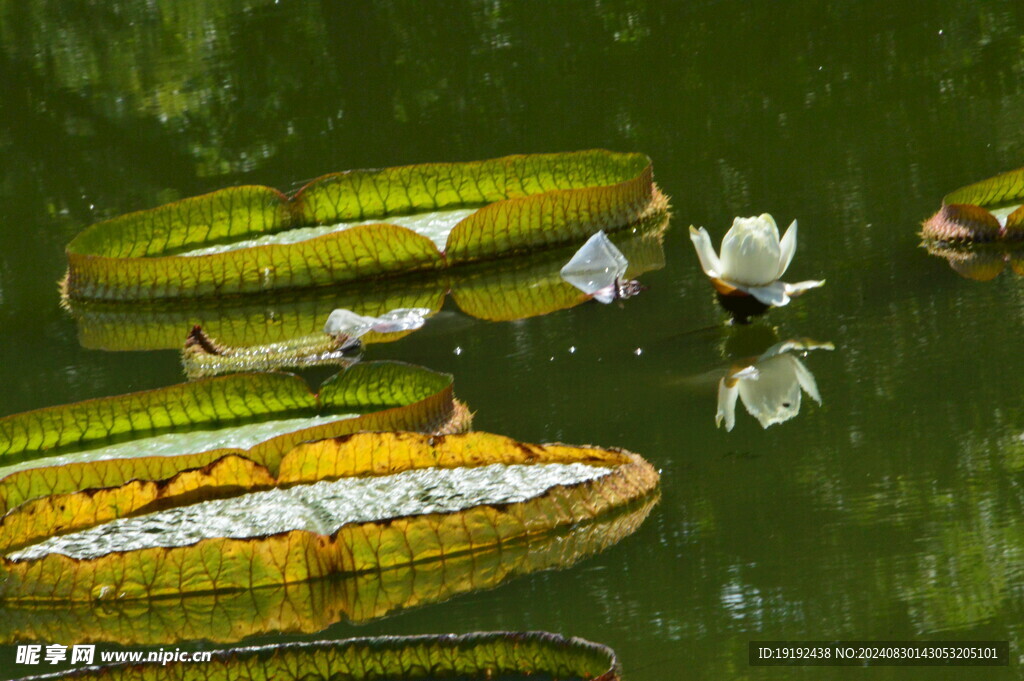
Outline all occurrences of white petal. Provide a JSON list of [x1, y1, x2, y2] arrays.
[[716, 378, 739, 431], [735, 280, 790, 307], [560, 230, 629, 296], [719, 215, 782, 285], [757, 340, 800, 362], [783, 279, 826, 297], [776, 219, 797, 279], [324, 309, 377, 338], [689, 226, 723, 278], [737, 355, 802, 428], [591, 286, 617, 304], [758, 213, 780, 238], [730, 365, 760, 381], [758, 339, 834, 362], [792, 356, 822, 405], [370, 307, 432, 333]]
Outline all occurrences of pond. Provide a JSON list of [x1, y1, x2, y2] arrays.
[[1, 1, 1024, 679]]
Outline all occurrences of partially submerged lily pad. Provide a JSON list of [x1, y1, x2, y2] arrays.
[[922, 167, 1024, 243], [180, 307, 431, 379], [181, 324, 363, 379], [15, 631, 622, 681], [0, 432, 658, 601], [62, 150, 667, 302], [0, 363, 468, 514], [66, 214, 670, 352], [0, 495, 656, 644]]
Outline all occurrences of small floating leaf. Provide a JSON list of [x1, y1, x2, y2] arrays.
[[0, 432, 657, 601], [14, 632, 621, 681], [63, 150, 667, 302]]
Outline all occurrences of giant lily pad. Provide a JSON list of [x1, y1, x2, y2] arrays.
[[15, 632, 621, 681], [922, 167, 1024, 243], [62, 150, 668, 302], [65, 215, 669, 354], [0, 495, 656, 644], [0, 432, 658, 602], [0, 363, 469, 515]]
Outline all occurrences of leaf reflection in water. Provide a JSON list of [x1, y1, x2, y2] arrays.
[[716, 339, 834, 432], [923, 240, 1024, 282]]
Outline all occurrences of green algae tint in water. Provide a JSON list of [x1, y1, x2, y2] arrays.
[[3, 1, 1024, 680]]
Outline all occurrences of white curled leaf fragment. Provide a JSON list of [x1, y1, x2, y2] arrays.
[[560, 230, 643, 303], [689, 214, 825, 307], [324, 307, 432, 339], [716, 339, 834, 431], [368, 307, 432, 333]]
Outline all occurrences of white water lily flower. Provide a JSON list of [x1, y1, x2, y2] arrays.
[[689, 214, 825, 306], [716, 339, 833, 431]]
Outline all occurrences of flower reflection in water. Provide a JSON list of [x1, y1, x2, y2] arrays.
[[717, 338, 834, 432]]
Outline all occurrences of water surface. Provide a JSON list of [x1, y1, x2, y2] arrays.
[[2, 1, 1024, 678]]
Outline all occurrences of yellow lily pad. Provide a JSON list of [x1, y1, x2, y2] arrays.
[[0, 432, 658, 602]]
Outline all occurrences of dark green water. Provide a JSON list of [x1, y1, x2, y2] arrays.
[[2, 1, 1024, 679]]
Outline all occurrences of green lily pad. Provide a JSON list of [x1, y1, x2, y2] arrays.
[[0, 432, 658, 602], [17, 632, 621, 681], [65, 215, 670, 357], [63, 150, 667, 301], [0, 363, 469, 515]]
